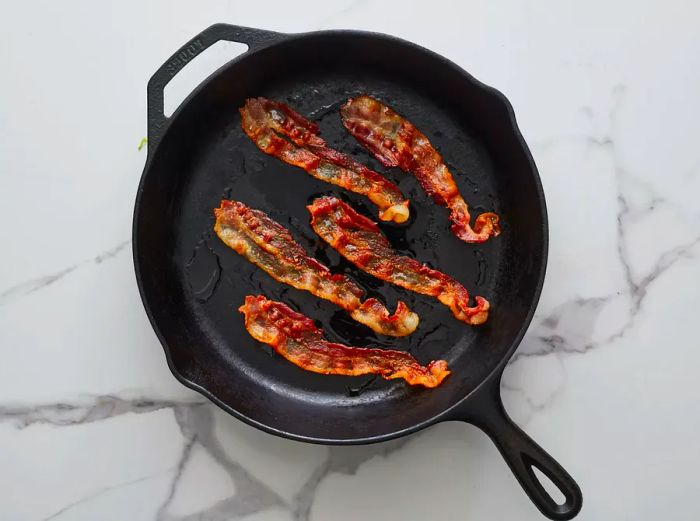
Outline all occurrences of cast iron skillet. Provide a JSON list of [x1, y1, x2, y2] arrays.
[[133, 23, 582, 519]]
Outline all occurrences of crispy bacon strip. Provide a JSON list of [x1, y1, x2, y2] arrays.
[[340, 95, 500, 243], [308, 197, 489, 325], [239, 97, 409, 224], [214, 200, 418, 336], [240, 295, 449, 388]]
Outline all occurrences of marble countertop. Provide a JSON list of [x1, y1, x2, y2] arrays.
[[2, 1, 700, 519]]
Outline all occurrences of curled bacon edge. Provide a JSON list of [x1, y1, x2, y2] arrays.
[[308, 196, 489, 326], [239, 295, 450, 388], [214, 200, 418, 337], [239, 97, 410, 224], [340, 95, 500, 243]]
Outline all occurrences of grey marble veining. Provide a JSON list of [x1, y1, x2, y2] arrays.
[[0, 240, 130, 308]]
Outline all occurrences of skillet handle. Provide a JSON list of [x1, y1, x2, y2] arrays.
[[146, 23, 283, 151], [454, 379, 582, 520]]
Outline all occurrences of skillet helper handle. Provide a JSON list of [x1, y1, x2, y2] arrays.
[[458, 381, 582, 520], [146, 23, 281, 151]]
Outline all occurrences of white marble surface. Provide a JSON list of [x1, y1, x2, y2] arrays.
[[2, 1, 700, 519]]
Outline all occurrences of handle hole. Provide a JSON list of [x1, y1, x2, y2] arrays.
[[532, 465, 567, 506], [163, 40, 249, 117]]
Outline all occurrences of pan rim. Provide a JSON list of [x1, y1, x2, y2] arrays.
[[132, 27, 548, 445]]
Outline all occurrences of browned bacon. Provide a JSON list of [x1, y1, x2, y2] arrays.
[[308, 197, 489, 325], [214, 200, 418, 336], [240, 295, 450, 388], [240, 97, 409, 223], [340, 95, 500, 243]]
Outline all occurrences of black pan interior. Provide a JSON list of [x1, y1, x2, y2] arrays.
[[134, 32, 546, 442]]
